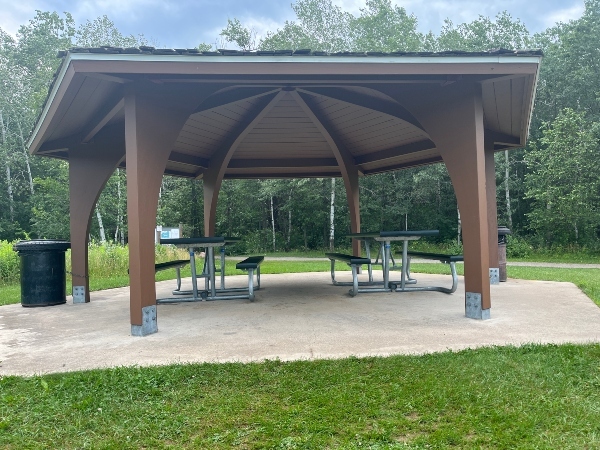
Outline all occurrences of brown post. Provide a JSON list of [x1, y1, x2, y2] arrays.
[[124, 88, 195, 336], [388, 83, 491, 319], [69, 129, 125, 303], [485, 135, 500, 284]]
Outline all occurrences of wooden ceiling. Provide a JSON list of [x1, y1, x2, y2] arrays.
[[29, 49, 542, 180]]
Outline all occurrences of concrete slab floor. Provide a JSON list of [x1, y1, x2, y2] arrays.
[[1, 271, 600, 377]]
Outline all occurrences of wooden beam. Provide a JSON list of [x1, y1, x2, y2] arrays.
[[38, 135, 82, 153], [354, 139, 436, 165], [168, 151, 209, 168], [363, 156, 443, 174], [164, 168, 196, 178], [298, 87, 425, 131], [85, 73, 132, 84], [82, 95, 124, 143], [224, 171, 342, 179], [228, 157, 338, 169], [194, 87, 281, 114], [484, 129, 521, 147]]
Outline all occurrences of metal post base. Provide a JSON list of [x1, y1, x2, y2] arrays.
[[73, 286, 86, 303], [131, 305, 158, 336], [465, 292, 491, 320], [489, 268, 499, 285]]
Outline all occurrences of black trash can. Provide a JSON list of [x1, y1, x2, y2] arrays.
[[497, 227, 511, 282], [13, 240, 71, 307]]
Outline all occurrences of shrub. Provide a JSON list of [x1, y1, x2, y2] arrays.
[[0, 241, 20, 284], [506, 234, 532, 258]]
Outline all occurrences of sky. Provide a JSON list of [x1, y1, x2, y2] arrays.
[[0, 0, 586, 49]]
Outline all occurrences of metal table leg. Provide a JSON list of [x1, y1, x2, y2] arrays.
[[400, 240, 408, 290], [189, 247, 199, 299]]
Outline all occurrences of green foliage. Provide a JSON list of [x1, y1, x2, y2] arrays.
[[435, 11, 531, 51], [0, 240, 19, 284], [1, 344, 600, 447], [525, 109, 600, 246], [352, 0, 424, 52], [220, 18, 258, 51], [30, 171, 70, 239], [75, 16, 147, 47], [506, 234, 532, 258]]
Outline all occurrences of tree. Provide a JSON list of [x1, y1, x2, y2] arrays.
[[524, 109, 600, 245], [352, 0, 424, 52], [435, 11, 531, 51]]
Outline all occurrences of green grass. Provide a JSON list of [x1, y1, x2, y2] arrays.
[[1, 344, 600, 448], [2, 259, 599, 307]]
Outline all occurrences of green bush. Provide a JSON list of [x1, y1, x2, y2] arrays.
[[506, 234, 533, 258], [0, 241, 20, 284]]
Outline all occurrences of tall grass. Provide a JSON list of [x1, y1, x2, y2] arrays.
[[0, 241, 20, 284], [0, 241, 188, 285]]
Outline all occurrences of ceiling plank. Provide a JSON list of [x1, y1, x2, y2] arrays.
[[224, 171, 341, 179], [292, 90, 362, 177], [82, 95, 124, 143], [194, 87, 281, 114], [298, 87, 425, 131], [204, 90, 286, 182], [228, 157, 338, 169]]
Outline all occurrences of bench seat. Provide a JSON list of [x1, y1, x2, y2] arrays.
[[325, 252, 372, 296], [235, 256, 264, 301], [400, 251, 463, 294], [156, 259, 189, 292]]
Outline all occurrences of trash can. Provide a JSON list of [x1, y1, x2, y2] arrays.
[[497, 227, 511, 282], [13, 240, 71, 307]]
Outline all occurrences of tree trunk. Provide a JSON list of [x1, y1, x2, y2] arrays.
[[16, 119, 34, 195], [457, 205, 462, 245], [270, 195, 276, 252], [0, 111, 14, 222], [329, 178, 335, 251], [504, 150, 512, 228], [96, 205, 106, 243], [115, 169, 124, 244]]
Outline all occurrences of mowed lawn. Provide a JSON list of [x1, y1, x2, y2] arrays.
[[2, 344, 600, 448], [1, 260, 600, 448]]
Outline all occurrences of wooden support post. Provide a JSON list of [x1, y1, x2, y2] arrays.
[[385, 83, 491, 318], [69, 128, 125, 303], [124, 89, 195, 336]]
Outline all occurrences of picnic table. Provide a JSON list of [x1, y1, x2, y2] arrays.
[[347, 230, 439, 292], [159, 236, 258, 302]]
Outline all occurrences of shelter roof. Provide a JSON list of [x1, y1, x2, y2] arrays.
[[29, 47, 542, 179]]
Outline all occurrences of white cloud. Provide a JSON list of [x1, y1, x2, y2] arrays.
[[542, 3, 585, 27]]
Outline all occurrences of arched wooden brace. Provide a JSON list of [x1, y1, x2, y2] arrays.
[[203, 91, 285, 236], [379, 82, 491, 318], [292, 90, 362, 256], [124, 88, 214, 335], [69, 127, 125, 303]]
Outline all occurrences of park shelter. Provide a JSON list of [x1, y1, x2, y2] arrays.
[[27, 47, 542, 336]]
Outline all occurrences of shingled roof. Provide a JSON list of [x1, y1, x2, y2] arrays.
[[57, 46, 543, 58]]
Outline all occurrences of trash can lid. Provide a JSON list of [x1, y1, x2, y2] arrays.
[[497, 226, 511, 236], [13, 239, 71, 252]]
